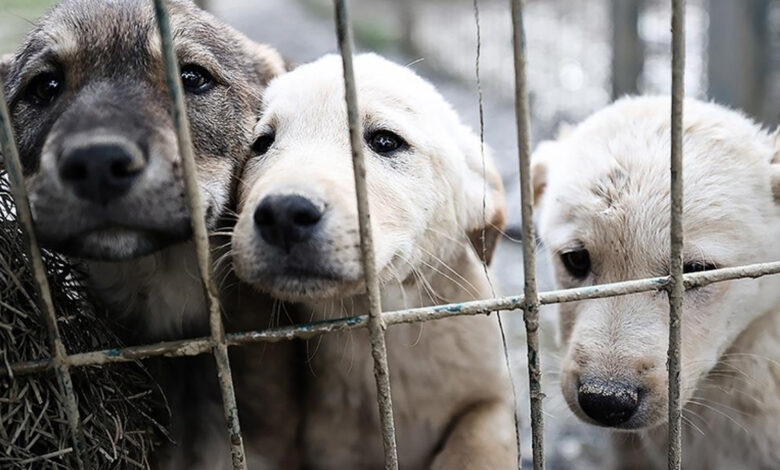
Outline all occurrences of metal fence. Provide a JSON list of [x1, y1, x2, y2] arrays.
[[1, 0, 780, 469]]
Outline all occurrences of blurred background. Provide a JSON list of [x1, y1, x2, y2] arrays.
[[2, 1, 778, 468]]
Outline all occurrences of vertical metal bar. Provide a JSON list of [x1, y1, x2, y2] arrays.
[[474, 1, 522, 466], [510, 0, 545, 469], [333, 1, 400, 469], [150, 2, 246, 468], [0, 79, 89, 469], [667, 0, 686, 469]]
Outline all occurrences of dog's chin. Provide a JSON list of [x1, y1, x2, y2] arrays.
[[46, 227, 191, 261], [238, 267, 364, 302], [269, 277, 363, 302]]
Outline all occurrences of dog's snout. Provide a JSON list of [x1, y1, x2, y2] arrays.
[[254, 195, 323, 251], [59, 141, 145, 204], [577, 378, 639, 426]]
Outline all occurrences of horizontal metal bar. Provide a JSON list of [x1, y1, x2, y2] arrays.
[[5, 260, 779, 378]]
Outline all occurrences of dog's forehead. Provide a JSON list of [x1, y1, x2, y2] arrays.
[[544, 100, 772, 262], [264, 54, 447, 123], [15, 0, 234, 78]]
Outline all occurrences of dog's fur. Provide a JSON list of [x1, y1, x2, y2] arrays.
[[2, 2, 299, 468], [231, 54, 516, 470], [532, 96, 780, 469]]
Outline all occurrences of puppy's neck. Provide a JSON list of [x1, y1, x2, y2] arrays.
[[86, 241, 208, 342]]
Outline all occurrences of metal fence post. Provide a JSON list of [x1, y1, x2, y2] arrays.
[[511, 0, 545, 469], [667, 0, 686, 469], [151, 1, 247, 468], [333, 1, 400, 469]]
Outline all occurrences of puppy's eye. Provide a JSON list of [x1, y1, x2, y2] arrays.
[[561, 249, 591, 279], [366, 130, 407, 155], [25, 72, 64, 105], [181, 64, 215, 94], [252, 132, 275, 156], [683, 262, 717, 274]]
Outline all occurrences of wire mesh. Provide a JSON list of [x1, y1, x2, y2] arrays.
[[0, 0, 778, 469]]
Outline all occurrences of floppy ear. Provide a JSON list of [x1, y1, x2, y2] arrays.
[[772, 128, 780, 204], [530, 140, 563, 207], [459, 128, 506, 265]]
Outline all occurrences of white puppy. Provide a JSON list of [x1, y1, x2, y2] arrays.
[[532, 96, 780, 469], [231, 54, 517, 470]]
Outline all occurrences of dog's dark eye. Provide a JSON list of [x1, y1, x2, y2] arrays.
[[366, 130, 407, 155], [252, 132, 275, 156], [25, 72, 64, 105], [561, 249, 591, 279], [181, 64, 215, 94], [683, 261, 717, 274]]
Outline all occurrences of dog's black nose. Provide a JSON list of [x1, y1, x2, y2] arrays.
[[59, 142, 145, 204], [254, 195, 323, 251], [577, 378, 639, 426]]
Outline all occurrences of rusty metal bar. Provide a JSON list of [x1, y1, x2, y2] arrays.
[[6, 260, 780, 379], [150, 1, 246, 468], [333, 1, 400, 468], [474, 0, 522, 465], [667, 0, 686, 468], [0, 67, 89, 469], [510, 0, 545, 468]]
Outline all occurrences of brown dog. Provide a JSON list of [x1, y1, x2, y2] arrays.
[[2, 1, 298, 468]]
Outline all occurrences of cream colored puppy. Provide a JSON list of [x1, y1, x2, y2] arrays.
[[232, 54, 516, 470], [532, 96, 780, 469]]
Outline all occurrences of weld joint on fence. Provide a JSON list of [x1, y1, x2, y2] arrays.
[[151, 1, 246, 468]]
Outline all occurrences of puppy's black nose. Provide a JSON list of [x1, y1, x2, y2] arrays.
[[577, 378, 639, 426], [59, 142, 145, 204], [254, 195, 323, 251]]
